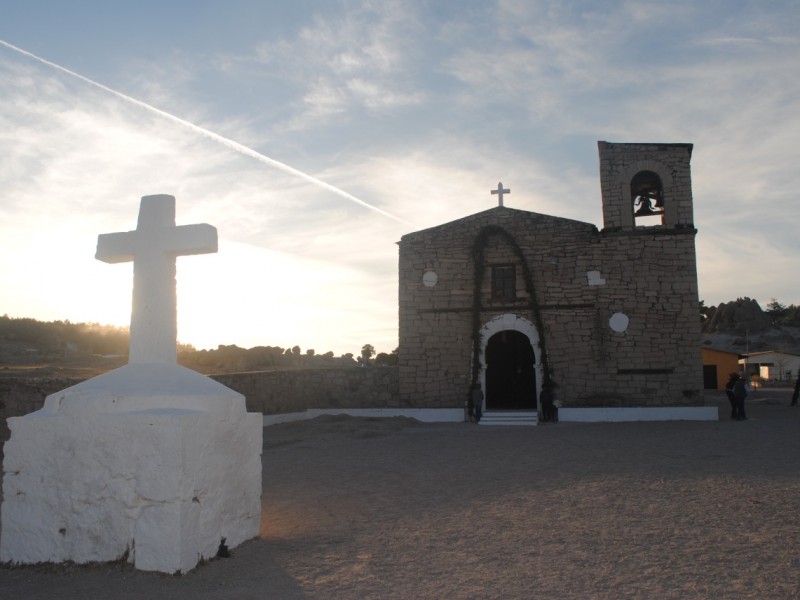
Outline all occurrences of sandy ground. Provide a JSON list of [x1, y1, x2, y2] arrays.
[[1, 389, 799, 599]]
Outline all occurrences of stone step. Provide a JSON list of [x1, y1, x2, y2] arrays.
[[479, 411, 539, 426]]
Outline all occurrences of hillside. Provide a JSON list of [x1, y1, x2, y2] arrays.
[[0, 315, 394, 377], [3, 299, 799, 378], [701, 298, 800, 355]]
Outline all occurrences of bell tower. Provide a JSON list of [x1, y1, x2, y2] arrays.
[[597, 141, 695, 231]]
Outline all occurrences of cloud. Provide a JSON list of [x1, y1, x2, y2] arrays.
[[2, 0, 799, 358], [296, 77, 349, 123], [0, 50, 405, 353], [217, 2, 429, 130]]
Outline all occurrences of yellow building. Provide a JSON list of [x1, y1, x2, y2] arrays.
[[701, 347, 740, 389]]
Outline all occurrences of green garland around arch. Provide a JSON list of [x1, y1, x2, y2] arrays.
[[468, 225, 552, 414]]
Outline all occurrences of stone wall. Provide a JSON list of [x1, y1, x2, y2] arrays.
[[397, 142, 704, 411], [590, 230, 703, 405], [598, 141, 694, 230], [0, 376, 83, 447], [398, 208, 601, 408], [0, 367, 400, 448], [212, 367, 400, 415], [399, 215, 704, 408]]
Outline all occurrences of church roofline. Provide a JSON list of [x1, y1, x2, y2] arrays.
[[399, 205, 598, 243], [598, 140, 694, 157]]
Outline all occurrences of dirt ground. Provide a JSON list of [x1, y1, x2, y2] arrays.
[[1, 389, 799, 599]]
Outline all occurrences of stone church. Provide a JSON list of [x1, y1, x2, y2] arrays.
[[397, 142, 706, 423]]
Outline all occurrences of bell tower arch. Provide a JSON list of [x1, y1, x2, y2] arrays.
[[597, 141, 695, 231]]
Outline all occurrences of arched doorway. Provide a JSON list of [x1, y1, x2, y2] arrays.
[[477, 314, 542, 414], [485, 330, 537, 410]]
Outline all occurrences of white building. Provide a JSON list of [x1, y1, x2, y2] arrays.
[[741, 350, 800, 382]]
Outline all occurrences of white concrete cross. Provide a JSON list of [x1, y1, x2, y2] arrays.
[[96, 195, 217, 365], [491, 182, 510, 207]]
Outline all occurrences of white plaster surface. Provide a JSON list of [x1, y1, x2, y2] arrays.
[[609, 312, 630, 333], [1, 195, 262, 574], [0, 371, 263, 573], [263, 407, 720, 426], [422, 271, 438, 287], [306, 407, 464, 423], [41, 363, 246, 415], [559, 406, 718, 422], [587, 270, 606, 286], [96, 195, 217, 366], [263, 408, 464, 426]]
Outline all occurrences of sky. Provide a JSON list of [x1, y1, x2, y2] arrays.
[[1, 0, 798, 355]]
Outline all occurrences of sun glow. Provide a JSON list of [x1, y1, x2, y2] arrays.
[[175, 241, 397, 355]]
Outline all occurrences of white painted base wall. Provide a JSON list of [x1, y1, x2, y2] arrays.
[[263, 407, 464, 426], [0, 364, 263, 574], [262, 406, 719, 426], [558, 406, 719, 422]]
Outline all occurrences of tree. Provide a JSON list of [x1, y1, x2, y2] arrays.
[[785, 304, 800, 327], [699, 299, 709, 323], [359, 344, 375, 364], [766, 298, 787, 325], [374, 347, 398, 366]]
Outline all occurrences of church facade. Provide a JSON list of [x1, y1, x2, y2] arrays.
[[397, 142, 704, 420]]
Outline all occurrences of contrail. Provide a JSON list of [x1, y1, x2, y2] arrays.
[[0, 38, 412, 225]]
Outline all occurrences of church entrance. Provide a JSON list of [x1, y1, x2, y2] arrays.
[[485, 330, 537, 410]]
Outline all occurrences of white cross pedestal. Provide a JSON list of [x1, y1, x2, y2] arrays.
[[1, 195, 263, 574]]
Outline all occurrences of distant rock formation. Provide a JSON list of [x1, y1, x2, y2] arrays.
[[702, 297, 771, 335], [702, 298, 800, 355]]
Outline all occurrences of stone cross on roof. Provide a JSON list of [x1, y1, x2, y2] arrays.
[[491, 182, 510, 207], [96, 195, 217, 365]]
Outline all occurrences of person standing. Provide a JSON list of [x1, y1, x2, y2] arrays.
[[732, 374, 749, 420], [791, 376, 799, 407], [469, 383, 484, 422], [725, 373, 738, 419]]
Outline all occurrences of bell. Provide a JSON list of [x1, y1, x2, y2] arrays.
[[634, 193, 664, 216], [634, 195, 657, 216]]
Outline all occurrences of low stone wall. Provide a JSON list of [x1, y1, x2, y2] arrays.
[[0, 376, 84, 448], [0, 367, 400, 448], [212, 367, 401, 415]]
